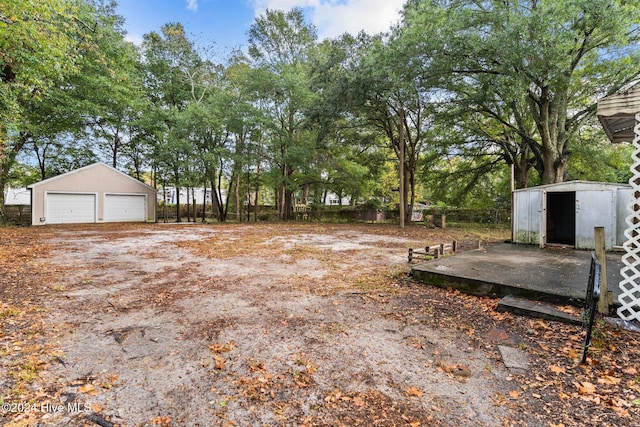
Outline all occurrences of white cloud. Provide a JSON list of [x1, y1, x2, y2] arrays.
[[124, 33, 144, 46], [186, 0, 198, 12], [250, 0, 405, 39]]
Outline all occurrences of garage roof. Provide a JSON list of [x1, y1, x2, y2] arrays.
[[28, 162, 155, 191], [597, 82, 640, 143]]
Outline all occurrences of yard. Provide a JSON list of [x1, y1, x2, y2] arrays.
[[1, 223, 639, 426]]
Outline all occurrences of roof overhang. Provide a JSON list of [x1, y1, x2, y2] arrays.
[[597, 82, 640, 143], [598, 114, 636, 143]]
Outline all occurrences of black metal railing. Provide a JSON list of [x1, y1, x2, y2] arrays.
[[581, 252, 601, 364]]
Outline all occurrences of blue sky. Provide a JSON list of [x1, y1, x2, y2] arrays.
[[115, 0, 407, 52]]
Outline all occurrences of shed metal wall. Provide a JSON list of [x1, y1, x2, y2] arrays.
[[617, 187, 632, 245], [513, 189, 542, 245], [575, 190, 615, 249], [513, 182, 630, 250]]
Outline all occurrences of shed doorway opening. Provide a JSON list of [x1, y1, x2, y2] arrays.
[[546, 191, 576, 246]]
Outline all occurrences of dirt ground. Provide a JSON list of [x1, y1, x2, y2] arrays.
[[1, 223, 639, 427]]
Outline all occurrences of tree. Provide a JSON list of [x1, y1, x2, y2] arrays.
[[140, 23, 202, 221], [343, 33, 434, 223], [222, 57, 264, 221], [0, 0, 95, 221], [248, 8, 318, 220], [401, 0, 640, 185], [80, 34, 144, 169]]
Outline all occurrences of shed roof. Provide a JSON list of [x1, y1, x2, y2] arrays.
[[27, 162, 156, 191], [513, 180, 630, 193], [597, 82, 640, 143]]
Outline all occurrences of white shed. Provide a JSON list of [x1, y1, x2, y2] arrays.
[[28, 162, 156, 226], [512, 181, 630, 250]]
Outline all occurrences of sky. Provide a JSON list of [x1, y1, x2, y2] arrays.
[[115, 0, 407, 52]]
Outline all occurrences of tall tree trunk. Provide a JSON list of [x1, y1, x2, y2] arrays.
[[201, 182, 207, 223], [278, 162, 288, 220], [186, 186, 191, 222], [279, 183, 286, 220], [0, 133, 29, 223], [532, 87, 569, 185], [210, 176, 221, 222], [234, 173, 241, 222], [0, 168, 9, 224], [253, 172, 259, 223], [222, 168, 232, 222], [175, 167, 181, 223], [284, 189, 293, 221], [162, 180, 167, 223], [254, 139, 262, 222], [540, 146, 568, 184], [408, 162, 415, 223], [513, 145, 532, 189]]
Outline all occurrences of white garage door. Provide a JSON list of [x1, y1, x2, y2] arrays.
[[104, 194, 146, 222], [46, 193, 96, 224]]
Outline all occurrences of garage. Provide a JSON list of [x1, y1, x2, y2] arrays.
[[104, 194, 147, 222], [45, 193, 97, 224], [28, 162, 156, 226]]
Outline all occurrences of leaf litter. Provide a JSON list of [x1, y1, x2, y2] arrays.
[[0, 223, 638, 426]]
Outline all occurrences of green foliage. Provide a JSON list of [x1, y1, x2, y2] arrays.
[[567, 129, 633, 183], [0, 0, 85, 126], [400, 0, 640, 185], [248, 8, 319, 219], [3, 2, 638, 225], [0, 0, 105, 222]]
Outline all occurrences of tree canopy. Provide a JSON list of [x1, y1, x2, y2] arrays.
[[2, 0, 638, 223]]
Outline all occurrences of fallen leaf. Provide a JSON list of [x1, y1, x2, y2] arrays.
[[549, 365, 566, 374], [210, 341, 237, 354], [598, 375, 621, 385], [406, 386, 424, 397], [214, 355, 226, 370], [152, 416, 172, 426], [77, 384, 98, 395], [577, 381, 596, 395], [91, 403, 105, 412], [509, 390, 521, 399], [567, 348, 579, 359]]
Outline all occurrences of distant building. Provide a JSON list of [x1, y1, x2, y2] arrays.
[[158, 187, 228, 205], [27, 162, 156, 225], [3, 187, 31, 205]]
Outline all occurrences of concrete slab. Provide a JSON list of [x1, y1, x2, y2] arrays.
[[497, 295, 582, 325], [498, 345, 530, 370], [411, 243, 623, 307]]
